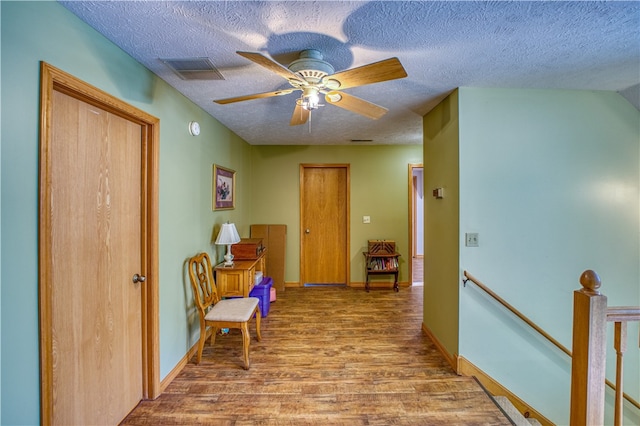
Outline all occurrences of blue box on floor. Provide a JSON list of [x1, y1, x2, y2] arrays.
[[250, 276, 273, 317]]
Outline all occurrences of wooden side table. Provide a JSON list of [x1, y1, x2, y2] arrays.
[[363, 252, 400, 292], [214, 251, 266, 298]]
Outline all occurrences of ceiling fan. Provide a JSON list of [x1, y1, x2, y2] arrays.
[[214, 49, 408, 126]]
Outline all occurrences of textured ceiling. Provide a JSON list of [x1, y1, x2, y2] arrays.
[[59, 1, 640, 146]]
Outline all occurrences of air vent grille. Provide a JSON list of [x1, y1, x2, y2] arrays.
[[161, 58, 224, 80]]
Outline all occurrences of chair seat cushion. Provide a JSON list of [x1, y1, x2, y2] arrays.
[[205, 297, 260, 322]]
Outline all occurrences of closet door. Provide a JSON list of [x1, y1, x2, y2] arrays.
[[39, 62, 161, 425], [299, 164, 350, 286]]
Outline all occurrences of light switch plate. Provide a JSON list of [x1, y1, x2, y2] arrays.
[[363, 216, 371, 224]]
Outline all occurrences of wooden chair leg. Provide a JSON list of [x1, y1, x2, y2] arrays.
[[209, 326, 217, 346], [255, 306, 262, 342], [196, 323, 207, 364], [241, 322, 251, 370]]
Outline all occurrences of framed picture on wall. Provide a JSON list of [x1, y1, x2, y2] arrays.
[[213, 164, 235, 210]]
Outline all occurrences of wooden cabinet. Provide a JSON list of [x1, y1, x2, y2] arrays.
[[250, 224, 286, 292], [214, 252, 266, 298], [363, 252, 400, 292]]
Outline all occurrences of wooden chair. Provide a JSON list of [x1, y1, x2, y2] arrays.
[[188, 252, 262, 369]]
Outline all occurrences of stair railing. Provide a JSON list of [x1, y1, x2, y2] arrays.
[[463, 270, 572, 357], [570, 270, 640, 426], [463, 270, 640, 425]]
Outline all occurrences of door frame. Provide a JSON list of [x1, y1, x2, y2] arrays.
[[408, 163, 423, 285], [299, 164, 350, 286], [38, 62, 161, 423]]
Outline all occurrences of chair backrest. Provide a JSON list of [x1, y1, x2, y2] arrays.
[[188, 252, 221, 316]]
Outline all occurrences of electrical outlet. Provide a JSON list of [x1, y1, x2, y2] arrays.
[[465, 232, 479, 247], [363, 216, 371, 224]]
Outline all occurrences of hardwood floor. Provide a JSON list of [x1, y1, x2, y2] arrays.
[[412, 256, 423, 284], [122, 286, 510, 425]]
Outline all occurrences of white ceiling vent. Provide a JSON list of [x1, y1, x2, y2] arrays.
[[161, 58, 224, 80]]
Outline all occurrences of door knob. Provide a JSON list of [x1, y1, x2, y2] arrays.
[[132, 274, 146, 283], [305, 228, 310, 234]]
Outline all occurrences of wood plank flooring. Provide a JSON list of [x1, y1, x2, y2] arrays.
[[412, 257, 423, 284], [122, 286, 510, 425]]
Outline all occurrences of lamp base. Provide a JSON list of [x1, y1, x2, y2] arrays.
[[223, 246, 234, 266]]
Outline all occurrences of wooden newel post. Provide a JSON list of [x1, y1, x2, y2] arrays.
[[570, 270, 608, 426]]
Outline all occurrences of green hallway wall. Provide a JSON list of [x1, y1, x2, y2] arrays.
[[424, 87, 640, 424], [249, 145, 422, 285], [459, 87, 639, 424], [422, 91, 461, 361], [1, 2, 254, 423]]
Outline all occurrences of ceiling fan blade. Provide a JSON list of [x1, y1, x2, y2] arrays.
[[325, 91, 388, 120], [323, 58, 407, 90], [290, 104, 310, 126], [237, 51, 304, 82], [214, 89, 294, 105]]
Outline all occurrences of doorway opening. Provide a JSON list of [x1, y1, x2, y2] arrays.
[[409, 164, 424, 285]]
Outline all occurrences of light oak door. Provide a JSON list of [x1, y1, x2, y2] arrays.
[[40, 63, 160, 425], [300, 164, 349, 285], [46, 90, 143, 425]]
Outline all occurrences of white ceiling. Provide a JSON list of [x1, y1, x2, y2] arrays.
[[59, 1, 640, 146]]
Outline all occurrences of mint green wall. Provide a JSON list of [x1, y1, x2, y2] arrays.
[[457, 88, 640, 424], [1, 2, 252, 424], [249, 145, 423, 285], [422, 91, 461, 360]]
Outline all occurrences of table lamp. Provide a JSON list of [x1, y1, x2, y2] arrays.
[[215, 222, 241, 266]]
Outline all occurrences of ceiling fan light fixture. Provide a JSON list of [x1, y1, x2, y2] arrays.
[[298, 87, 322, 111], [298, 94, 320, 111]]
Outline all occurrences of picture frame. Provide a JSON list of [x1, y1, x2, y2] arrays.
[[213, 164, 235, 210]]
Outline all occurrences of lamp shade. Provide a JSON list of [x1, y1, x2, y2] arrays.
[[215, 223, 241, 245]]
